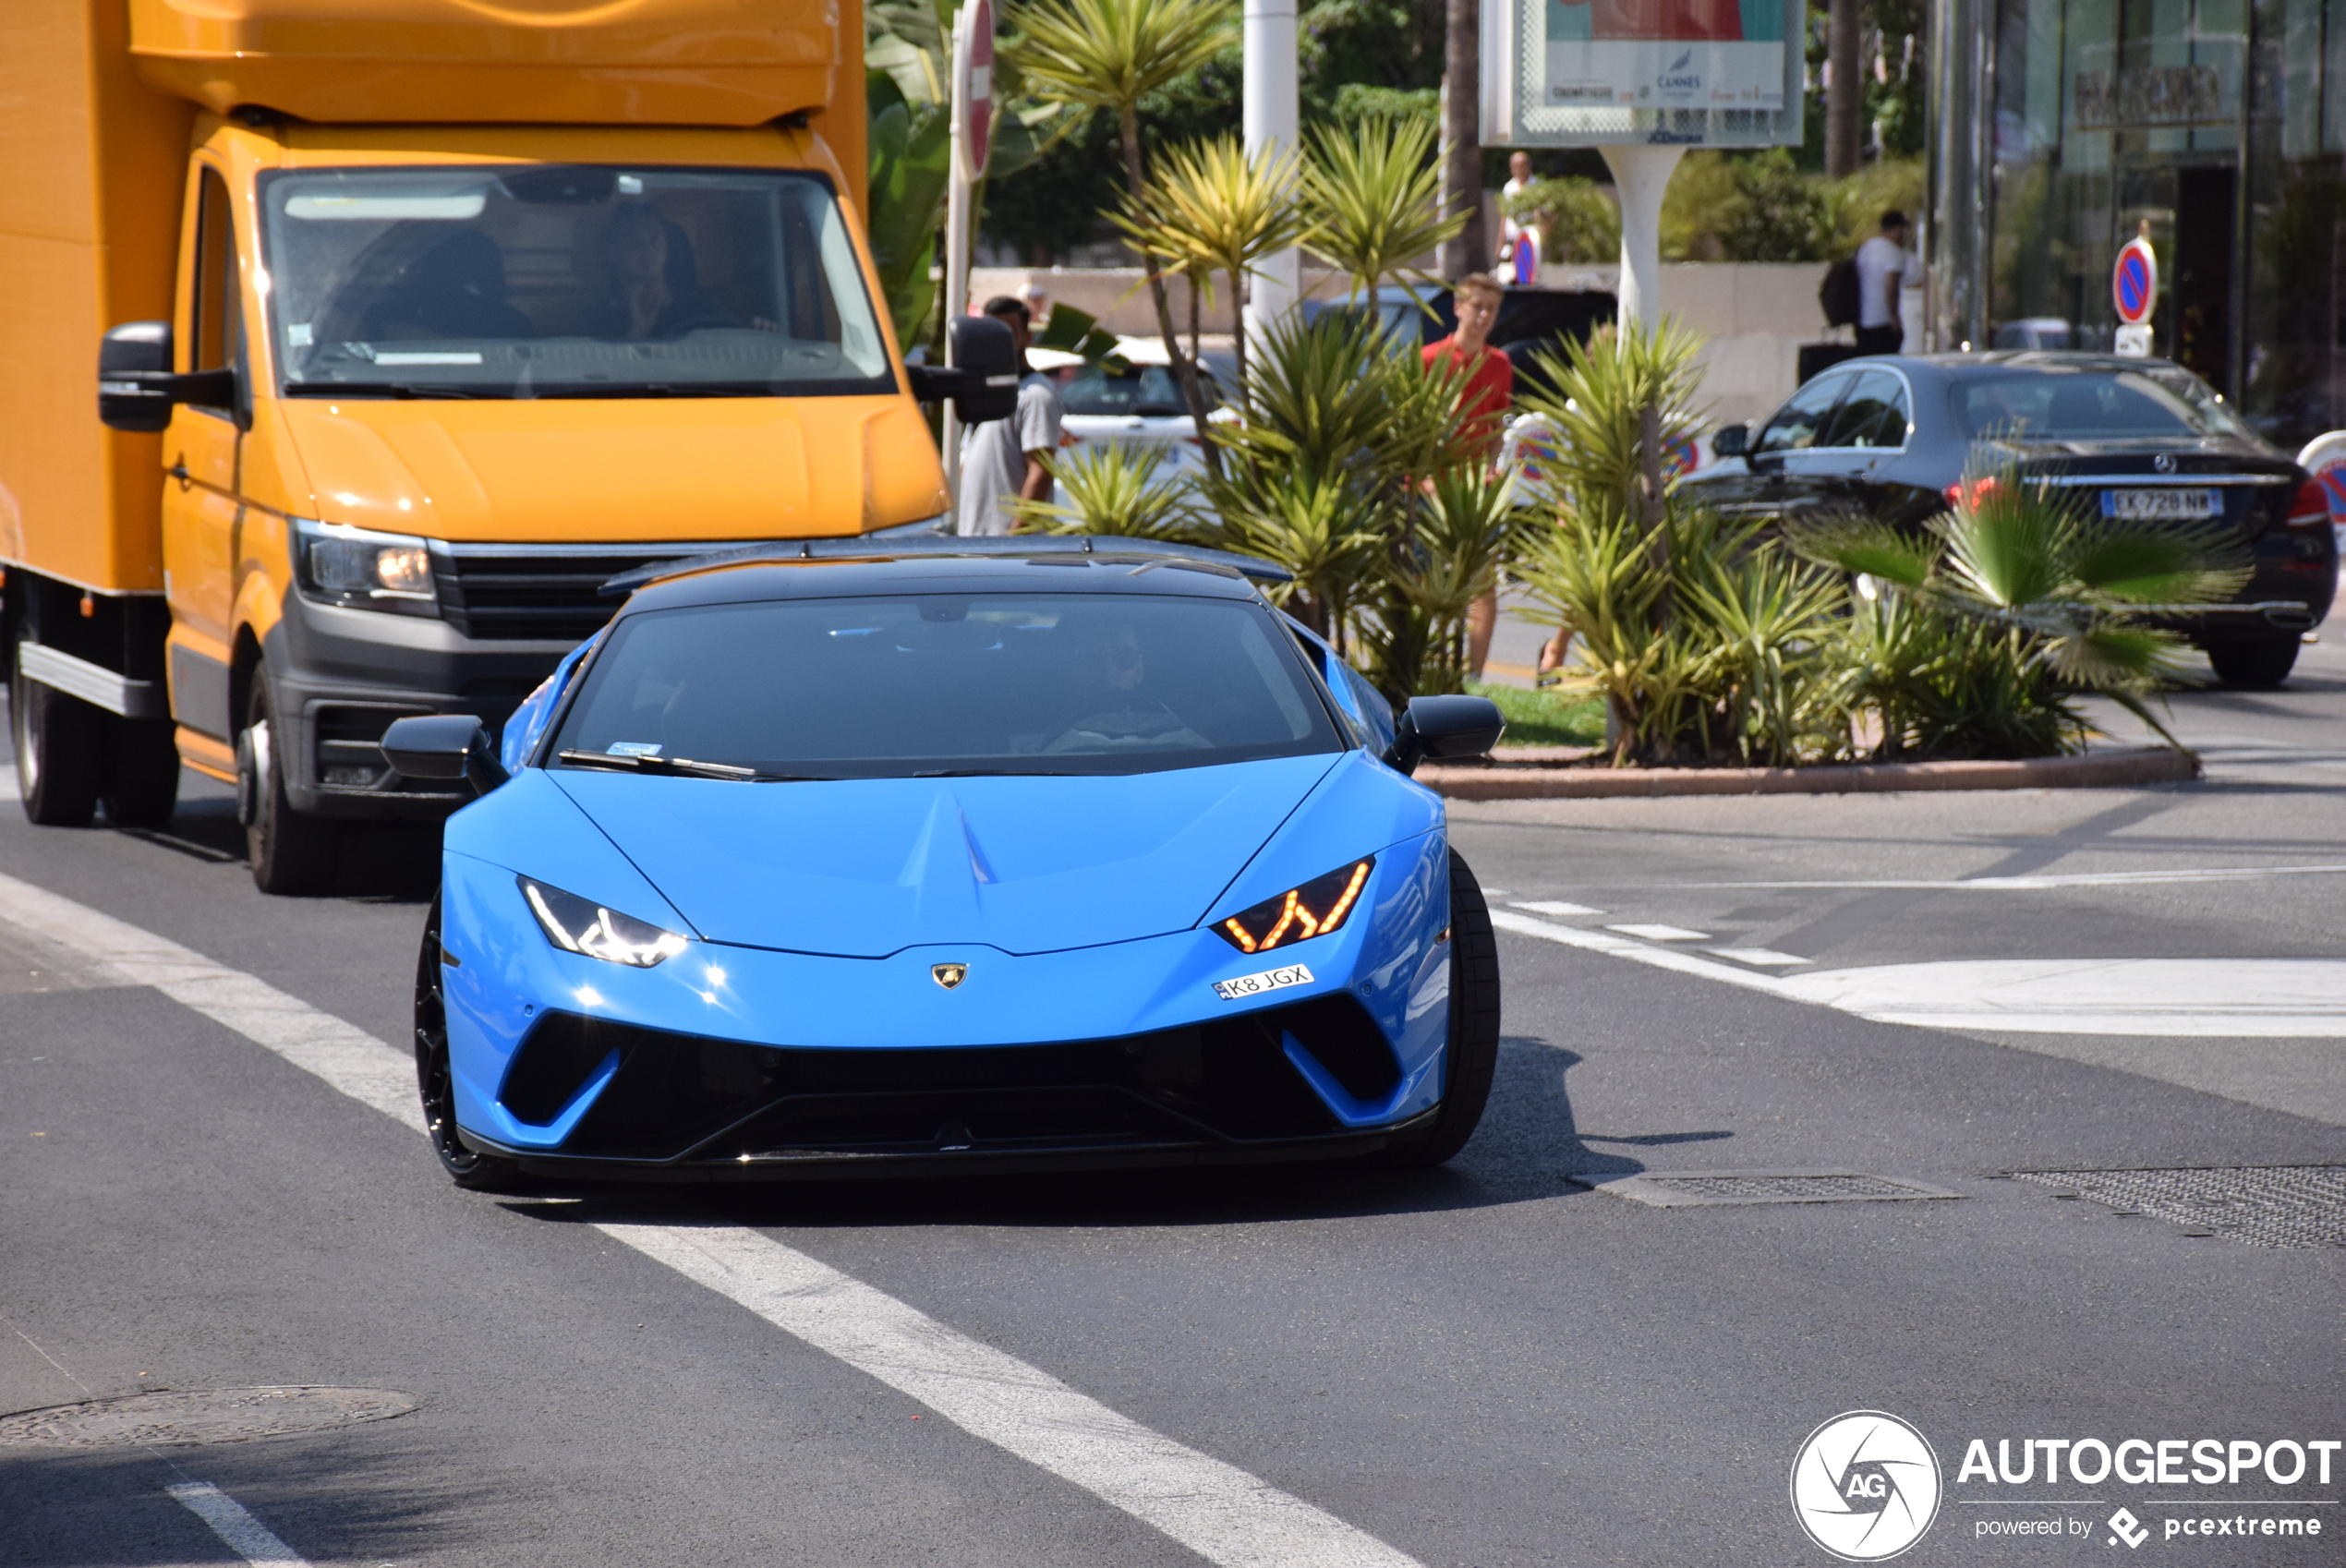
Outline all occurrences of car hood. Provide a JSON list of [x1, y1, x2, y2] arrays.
[[549, 755, 1342, 958]]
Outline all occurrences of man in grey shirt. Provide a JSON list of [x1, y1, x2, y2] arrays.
[[956, 296, 1063, 536]]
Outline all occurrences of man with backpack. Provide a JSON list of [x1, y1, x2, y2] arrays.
[[1820, 210, 1911, 356]]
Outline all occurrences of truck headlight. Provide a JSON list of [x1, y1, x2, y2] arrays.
[[519, 876, 689, 968], [295, 518, 439, 616]]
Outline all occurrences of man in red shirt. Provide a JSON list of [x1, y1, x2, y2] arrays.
[[1422, 273, 1513, 675]]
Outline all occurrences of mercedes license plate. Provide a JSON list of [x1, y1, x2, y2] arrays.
[[2102, 487, 2219, 521]]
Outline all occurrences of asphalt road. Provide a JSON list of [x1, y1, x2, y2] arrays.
[[3, 645, 2341, 1568]]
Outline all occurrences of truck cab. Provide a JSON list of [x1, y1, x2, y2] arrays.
[[3, 0, 1010, 891]]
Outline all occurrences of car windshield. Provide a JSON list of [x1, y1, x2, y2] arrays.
[[549, 592, 1343, 778], [1061, 366, 1216, 417], [1949, 368, 2255, 441], [259, 166, 893, 399]]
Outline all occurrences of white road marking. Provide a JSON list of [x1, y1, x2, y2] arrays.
[[0, 869, 1425, 1568], [1600, 864, 2346, 892], [1508, 899, 1603, 916], [165, 1481, 311, 1566], [1707, 947, 1813, 967], [1603, 923, 1711, 941], [1774, 959, 2346, 1038], [604, 1224, 1423, 1568], [1495, 910, 2346, 1037]]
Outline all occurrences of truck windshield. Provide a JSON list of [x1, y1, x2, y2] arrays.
[[259, 166, 895, 399], [548, 593, 1343, 778]]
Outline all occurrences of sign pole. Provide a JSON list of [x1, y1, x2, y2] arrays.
[[1243, 0, 1300, 348], [941, 0, 993, 515], [1599, 145, 1684, 334]]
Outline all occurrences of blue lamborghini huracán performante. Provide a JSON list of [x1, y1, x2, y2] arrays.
[[381, 537, 1506, 1188]]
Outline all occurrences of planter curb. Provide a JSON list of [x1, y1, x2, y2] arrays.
[[1421, 746, 2199, 801]]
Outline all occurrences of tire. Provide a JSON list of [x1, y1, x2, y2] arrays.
[[103, 717, 181, 828], [416, 896, 528, 1193], [10, 650, 103, 826], [1377, 849, 1503, 1169], [239, 678, 339, 896], [2206, 637, 2300, 690]]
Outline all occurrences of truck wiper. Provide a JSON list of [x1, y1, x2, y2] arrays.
[[556, 749, 828, 782], [284, 381, 493, 400]]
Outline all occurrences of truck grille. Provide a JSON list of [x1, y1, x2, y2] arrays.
[[432, 541, 753, 642]]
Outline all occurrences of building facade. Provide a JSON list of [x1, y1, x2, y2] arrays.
[[1929, 0, 2346, 450]]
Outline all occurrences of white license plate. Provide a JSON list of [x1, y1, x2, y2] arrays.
[[2102, 488, 2219, 521], [1211, 963, 1314, 1002]]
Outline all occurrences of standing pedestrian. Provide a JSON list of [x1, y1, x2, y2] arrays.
[[1499, 151, 1535, 264], [956, 296, 1064, 537], [1854, 211, 1910, 356], [1423, 273, 1514, 677]]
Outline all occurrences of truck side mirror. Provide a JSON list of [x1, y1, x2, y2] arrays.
[[1383, 694, 1506, 776], [98, 321, 175, 432], [97, 320, 239, 432], [381, 714, 509, 796], [1711, 422, 1749, 459], [903, 317, 1021, 424]]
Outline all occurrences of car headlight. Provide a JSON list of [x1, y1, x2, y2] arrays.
[[1214, 858, 1373, 953], [295, 518, 438, 616], [519, 876, 689, 967]]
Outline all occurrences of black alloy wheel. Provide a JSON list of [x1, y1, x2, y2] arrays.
[[416, 896, 527, 1192], [1377, 849, 1503, 1168], [240, 676, 340, 895], [10, 644, 103, 826], [102, 716, 181, 828], [2205, 637, 2301, 690]]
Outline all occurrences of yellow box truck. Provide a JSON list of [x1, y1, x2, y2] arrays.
[[2, 0, 1010, 891]]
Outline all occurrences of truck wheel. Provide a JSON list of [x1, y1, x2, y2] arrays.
[[239, 679, 339, 896], [10, 655, 102, 826], [1374, 849, 1503, 1169], [103, 717, 181, 828], [2206, 638, 2300, 690]]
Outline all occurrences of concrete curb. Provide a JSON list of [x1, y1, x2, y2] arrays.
[[1421, 746, 2200, 801]]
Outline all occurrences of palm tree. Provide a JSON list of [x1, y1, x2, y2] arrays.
[[1010, 0, 1231, 431], [1300, 114, 1466, 306], [1109, 135, 1309, 396]]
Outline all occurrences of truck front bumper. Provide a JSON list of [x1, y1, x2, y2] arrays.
[[265, 591, 581, 820]]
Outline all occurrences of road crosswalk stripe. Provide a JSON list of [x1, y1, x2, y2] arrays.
[[165, 1481, 312, 1566], [0, 869, 1426, 1568]]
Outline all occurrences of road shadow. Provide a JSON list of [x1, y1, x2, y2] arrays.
[[493, 1038, 1737, 1234], [111, 795, 438, 904], [0, 1432, 495, 1568]]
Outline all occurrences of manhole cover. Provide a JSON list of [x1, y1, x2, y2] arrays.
[[2014, 1166, 2346, 1248], [1568, 1169, 1965, 1207], [0, 1387, 417, 1449]]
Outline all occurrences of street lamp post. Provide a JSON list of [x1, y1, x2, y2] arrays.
[[1242, 0, 1300, 342]]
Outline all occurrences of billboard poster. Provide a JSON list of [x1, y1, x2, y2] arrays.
[[1547, 0, 1787, 111], [1482, 0, 1803, 148]]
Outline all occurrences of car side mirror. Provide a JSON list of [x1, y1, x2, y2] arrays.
[[381, 714, 509, 796], [1711, 422, 1749, 458], [98, 320, 237, 432], [903, 316, 1021, 424], [1383, 694, 1506, 776]]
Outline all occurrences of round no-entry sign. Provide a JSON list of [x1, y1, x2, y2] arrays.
[[2112, 235, 2158, 325]]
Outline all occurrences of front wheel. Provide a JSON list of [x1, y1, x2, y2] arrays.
[[416, 896, 527, 1193], [239, 678, 340, 896], [1376, 849, 1502, 1169], [10, 650, 102, 826], [2206, 637, 2300, 690]]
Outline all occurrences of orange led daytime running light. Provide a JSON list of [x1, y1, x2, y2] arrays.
[[1214, 859, 1374, 954]]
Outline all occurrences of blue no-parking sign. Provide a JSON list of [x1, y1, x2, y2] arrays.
[[2113, 235, 2158, 325]]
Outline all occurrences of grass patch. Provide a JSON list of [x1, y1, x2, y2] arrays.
[[1467, 679, 1606, 748]]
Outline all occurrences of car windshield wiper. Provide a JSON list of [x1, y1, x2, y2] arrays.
[[556, 749, 829, 782], [909, 767, 1069, 778]]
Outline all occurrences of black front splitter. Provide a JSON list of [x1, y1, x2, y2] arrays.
[[463, 1113, 1435, 1184]]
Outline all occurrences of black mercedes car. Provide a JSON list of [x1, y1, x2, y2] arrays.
[[1692, 352, 2337, 687]]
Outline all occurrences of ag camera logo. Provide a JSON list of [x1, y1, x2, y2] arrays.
[[1792, 1410, 1943, 1561]]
